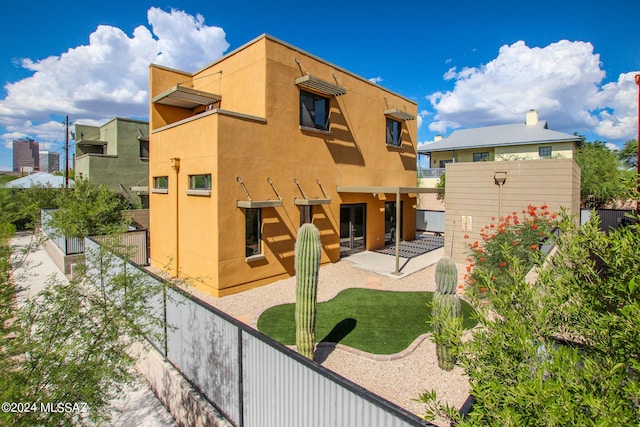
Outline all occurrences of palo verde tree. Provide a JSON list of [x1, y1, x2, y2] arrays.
[[49, 179, 135, 238], [0, 181, 164, 426]]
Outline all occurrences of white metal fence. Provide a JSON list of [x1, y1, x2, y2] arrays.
[[41, 209, 84, 254], [84, 237, 431, 427], [41, 209, 149, 265]]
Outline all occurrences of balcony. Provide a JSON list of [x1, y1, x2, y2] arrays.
[[417, 168, 445, 178]]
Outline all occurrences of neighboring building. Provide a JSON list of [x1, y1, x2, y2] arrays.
[[39, 151, 60, 173], [13, 138, 40, 173], [417, 110, 583, 209], [74, 118, 150, 207], [149, 34, 429, 297]]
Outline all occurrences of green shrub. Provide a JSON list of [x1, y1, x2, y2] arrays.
[[418, 209, 640, 426]]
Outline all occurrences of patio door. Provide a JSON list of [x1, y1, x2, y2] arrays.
[[340, 204, 366, 256]]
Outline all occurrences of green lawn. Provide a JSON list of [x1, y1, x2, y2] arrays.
[[257, 288, 477, 355]]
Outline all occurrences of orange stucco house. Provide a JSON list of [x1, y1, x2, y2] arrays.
[[149, 34, 430, 297]]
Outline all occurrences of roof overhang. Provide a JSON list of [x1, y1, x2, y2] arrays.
[[295, 75, 347, 97], [152, 84, 222, 109], [384, 109, 416, 121], [336, 185, 443, 194], [78, 139, 107, 146]]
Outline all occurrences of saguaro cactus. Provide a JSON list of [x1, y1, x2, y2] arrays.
[[432, 257, 462, 371], [295, 223, 322, 359]]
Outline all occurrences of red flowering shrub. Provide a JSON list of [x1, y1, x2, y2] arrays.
[[464, 205, 557, 300]]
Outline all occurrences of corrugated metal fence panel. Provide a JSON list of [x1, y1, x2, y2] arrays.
[[580, 209, 634, 231], [118, 230, 149, 266], [166, 288, 240, 424], [127, 263, 166, 355], [84, 236, 429, 427], [241, 332, 426, 427], [417, 210, 445, 233]]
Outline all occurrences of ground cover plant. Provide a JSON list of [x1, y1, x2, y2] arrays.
[[418, 207, 640, 426], [258, 288, 477, 355]]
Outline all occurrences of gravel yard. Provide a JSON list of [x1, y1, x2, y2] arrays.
[[179, 252, 472, 426]]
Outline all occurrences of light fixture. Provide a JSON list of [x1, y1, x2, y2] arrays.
[[494, 171, 507, 185], [494, 171, 507, 219], [170, 157, 180, 172]]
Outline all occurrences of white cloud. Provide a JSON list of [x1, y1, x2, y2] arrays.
[[0, 7, 229, 147], [369, 76, 383, 84], [427, 40, 639, 142]]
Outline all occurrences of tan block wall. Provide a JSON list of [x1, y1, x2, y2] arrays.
[[444, 158, 580, 263]]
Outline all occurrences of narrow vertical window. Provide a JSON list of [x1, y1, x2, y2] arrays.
[[386, 118, 402, 146], [300, 205, 312, 227], [245, 208, 261, 257], [139, 140, 149, 159]]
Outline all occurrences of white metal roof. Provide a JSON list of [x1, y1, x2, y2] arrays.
[[418, 120, 582, 153]]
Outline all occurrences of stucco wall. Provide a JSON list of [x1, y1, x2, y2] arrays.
[[149, 35, 419, 296], [443, 158, 580, 263]]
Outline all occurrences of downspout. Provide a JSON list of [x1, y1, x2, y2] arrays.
[[170, 158, 181, 277]]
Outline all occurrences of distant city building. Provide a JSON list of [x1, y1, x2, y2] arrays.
[[39, 151, 60, 173], [13, 139, 40, 173]]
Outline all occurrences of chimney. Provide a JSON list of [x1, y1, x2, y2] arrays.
[[434, 135, 443, 142], [525, 109, 539, 126]]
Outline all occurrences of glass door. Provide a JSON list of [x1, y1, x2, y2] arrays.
[[384, 201, 403, 244], [340, 204, 366, 256]]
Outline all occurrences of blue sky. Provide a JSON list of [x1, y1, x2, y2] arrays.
[[1, 0, 639, 170]]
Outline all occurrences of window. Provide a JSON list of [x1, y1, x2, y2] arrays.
[[139, 140, 149, 159], [539, 146, 552, 158], [300, 205, 313, 227], [153, 176, 168, 189], [386, 118, 402, 146], [189, 174, 211, 190], [152, 176, 168, 194], [300, 90, 330, 131], [245, 208, 261, 257], [473, 152, 489, 162], [439, 159, 453, 168]]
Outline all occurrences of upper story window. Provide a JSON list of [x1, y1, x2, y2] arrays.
[[139, 140, 149, 159], [386, 118, 402, 146], [539, 146, 552, 158], [189, 174, 211, 190], [439, 159, 453, 168], [473, 152, 489, 162], [300, 90, 330, 131]]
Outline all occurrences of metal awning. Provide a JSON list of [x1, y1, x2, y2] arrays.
[[236, 200, 283, 208], [152, 84, 222, 109], [294, 198, 331, 205], [295, 75, 347, 97], [384, 109, 416, 121]]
